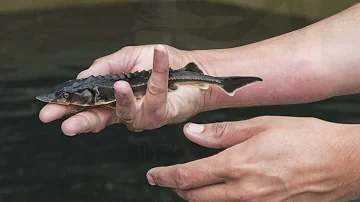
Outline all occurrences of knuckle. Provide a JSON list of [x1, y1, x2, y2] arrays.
[[92, 58, 105, 66], [227, 188, 260, 202], [116, 107, 134, 121], [223, 154, 243, 178], [115, 46, 130, 55], [92, 120, 104, 134], [88, 109, 109, 133], [115, 104, 136, 124], [174, 167, 190, 189], [213, 122, 231, 139], [125, 124, 142, 132], [119, 115, 134, 125], [120, 45, 133, 51], [147, 80, 166, 96], [91, 57, 114, 74], [76, 70, 87, 79], [76, 114, 92, 133]]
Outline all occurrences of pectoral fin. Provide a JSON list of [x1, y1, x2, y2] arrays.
[[168, 83, 179, 91], [195, 83, 209, 90]]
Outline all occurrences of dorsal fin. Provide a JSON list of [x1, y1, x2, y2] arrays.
[[183, 62, 203, 74]]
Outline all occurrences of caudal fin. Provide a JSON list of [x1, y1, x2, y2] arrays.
[[220, 76, 262, 96]]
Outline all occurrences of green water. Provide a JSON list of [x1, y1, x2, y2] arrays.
[[1, 1, 360, 201]]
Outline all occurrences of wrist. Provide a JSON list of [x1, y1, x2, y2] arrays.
[[334, 124, 360, 201], [311, 123, 360, 201], [286, 121, 360, 202]]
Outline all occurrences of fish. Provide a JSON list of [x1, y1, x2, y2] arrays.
[[36, 62, 262, 108]]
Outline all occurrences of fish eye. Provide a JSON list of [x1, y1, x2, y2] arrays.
[[62, 92, 70, 99]]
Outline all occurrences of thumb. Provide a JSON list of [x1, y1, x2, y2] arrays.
[[183, 120, 266, 149]]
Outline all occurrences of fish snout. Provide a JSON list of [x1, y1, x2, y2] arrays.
[[36, 93, 57, 103]]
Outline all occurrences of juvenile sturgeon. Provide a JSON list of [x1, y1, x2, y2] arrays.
[[36, 62, 262, 108]]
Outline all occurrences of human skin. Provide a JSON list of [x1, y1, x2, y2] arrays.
[[37, 3, 360, 201], [145, 4, 360, 201], [39, 45, 205, 134], [39, 3, 360, 135], [147, 116, 360, 201]]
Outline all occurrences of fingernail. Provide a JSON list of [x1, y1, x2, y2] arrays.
[[146, 174, 156, 186], [64, 132, 76, 136], [186, 123, 205, 134]]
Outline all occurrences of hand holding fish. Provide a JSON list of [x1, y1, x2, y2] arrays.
[[38, 45, 191, 134], [38, 44, 257, 135], [36, 3, 360, 201], [146, 116, 360, 202], [144, 3, 360, 202], [38, 2, 360, 136]]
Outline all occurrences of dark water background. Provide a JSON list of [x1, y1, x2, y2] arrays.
[[1, 0, 360, 201]]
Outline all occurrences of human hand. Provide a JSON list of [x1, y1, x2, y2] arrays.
[[38, 44, 210, 135], [146, 116, 360, 202]]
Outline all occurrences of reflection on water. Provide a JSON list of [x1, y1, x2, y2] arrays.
[[1, 1, 360, 201]]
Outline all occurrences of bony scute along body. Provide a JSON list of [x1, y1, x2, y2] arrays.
[[36, 62, 263, 108]]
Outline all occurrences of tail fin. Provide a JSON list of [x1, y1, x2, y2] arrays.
[[220, 76, 262, 96]]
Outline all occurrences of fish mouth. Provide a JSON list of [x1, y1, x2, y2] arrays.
[[36, 93, 57, 103]]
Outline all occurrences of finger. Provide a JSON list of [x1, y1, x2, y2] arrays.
[[174, 183, 232, 202], [77, 57, 114, 79], [143, 45, 169, 117], [146, 155, 226, 189], [183, 119, 267, 149], [39, 104, 80, 123], [61, 107, 117, 136], [114, 81, 138, 130]]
